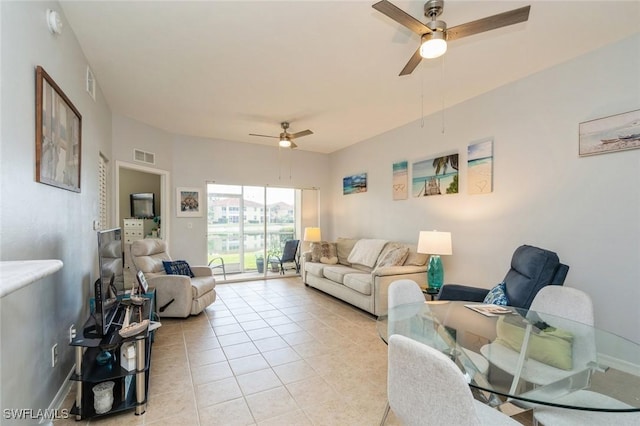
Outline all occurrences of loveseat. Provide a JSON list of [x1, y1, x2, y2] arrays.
[[302, 238, 428, 316]]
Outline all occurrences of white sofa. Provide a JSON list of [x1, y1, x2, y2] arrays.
[[302, 238, 428, 316]]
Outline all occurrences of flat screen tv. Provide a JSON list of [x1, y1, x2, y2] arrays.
[[130, 192, 156, 219], [95, 228, 124, 336]]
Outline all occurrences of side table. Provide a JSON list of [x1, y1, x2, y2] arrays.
[[423, 287, 440, 301]]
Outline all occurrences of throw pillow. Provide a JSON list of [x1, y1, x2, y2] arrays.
[[310, 242, 335, 263], [162, 260, 195, 278], [376, 246, 410, 268], [320, 256, 338, 265], [483, 282, 509, 305], [495, 315, 574, 370]]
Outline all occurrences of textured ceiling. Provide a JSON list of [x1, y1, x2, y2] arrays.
[[60, 1, 640, 153]]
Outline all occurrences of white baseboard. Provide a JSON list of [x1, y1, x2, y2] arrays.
[[40, 365, 75, 425]]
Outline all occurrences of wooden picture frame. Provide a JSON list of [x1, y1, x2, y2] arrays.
[[176, 187, 202, 217], [35, 66, 82, 192], [579, 109, 640, 157]]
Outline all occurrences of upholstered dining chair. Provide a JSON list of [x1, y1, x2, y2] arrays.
[[481, 286, 596, 388], [388, 279, 425, 308], [382, 279, 490, 423], [381, 334, 520, 426], [513, 287, 639, 426]]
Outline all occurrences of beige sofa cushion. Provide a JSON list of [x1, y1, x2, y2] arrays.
[[323, 265, 361, 284], [191, 276, 216, 298], [336, 237, 358, 265], [305, 262, 325, 277], [404, 245, 429, 266], [343, 273, 372, 295], [377, 243, 410, 267], [348, 239, 388, 268]]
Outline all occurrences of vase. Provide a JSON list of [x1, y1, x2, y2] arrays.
[[93, 381, 115, 414]]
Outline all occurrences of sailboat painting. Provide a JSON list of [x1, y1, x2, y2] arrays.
[[392, 161, 408, 200], [579, 109, 640, 156], [412, 153, 459, 197], [468, 139, 493, 194]]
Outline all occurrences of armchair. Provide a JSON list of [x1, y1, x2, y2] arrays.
[[438, 244, 569, 309], [130, 239, 216, 318]]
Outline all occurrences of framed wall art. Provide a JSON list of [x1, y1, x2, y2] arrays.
[[392, 161, 408, 200], [343, 173, 367, 195], [468, 139, 493, 194], [35, 66, 82, 192], [176, 187, 202, 217], [579, 109, 640, 157], [412, 153, 459, 197]]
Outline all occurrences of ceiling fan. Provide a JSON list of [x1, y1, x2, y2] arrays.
[[372, 0, 531, 76], [249, 122, 313, 149]]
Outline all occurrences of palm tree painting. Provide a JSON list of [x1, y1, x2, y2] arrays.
[[412, 153, 459, 197]]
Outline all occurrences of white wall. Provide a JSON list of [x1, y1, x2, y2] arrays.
[[0, 0, 112, 417], [328, 34, 640, 342], [112, 115, 332, 265]]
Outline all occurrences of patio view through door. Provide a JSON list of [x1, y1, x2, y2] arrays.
[[207, 183, 316, 281]]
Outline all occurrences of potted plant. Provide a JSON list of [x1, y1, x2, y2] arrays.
[[255, 253, 265, 273], [267, 246, 281, 273]]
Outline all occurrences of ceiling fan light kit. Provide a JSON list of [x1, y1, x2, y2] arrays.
[[249, 121, 312, 150], [373, 0, 530, 75], [420, 28, 447, 59]]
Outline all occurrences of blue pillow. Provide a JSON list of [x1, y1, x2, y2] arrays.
[[162, 260, 194, 278], [483, 282, 509, 305]]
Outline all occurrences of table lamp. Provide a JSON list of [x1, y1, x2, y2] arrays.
[[417, 231, 452, 290], [303, 227, 322, 242]]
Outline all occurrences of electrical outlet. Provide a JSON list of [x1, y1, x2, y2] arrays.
[[51, 344, 58, 368], [69, 324, 76, 343]]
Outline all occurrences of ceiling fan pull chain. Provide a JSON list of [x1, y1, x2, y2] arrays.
[[440, 55, 446, 134], [421, 66, 425, 128]]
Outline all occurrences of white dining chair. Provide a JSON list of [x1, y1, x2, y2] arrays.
[[480, 286, 596, 387], [388, 279, 425, 308], [381, 334, 520, 426], [519, 287, 639, 426]]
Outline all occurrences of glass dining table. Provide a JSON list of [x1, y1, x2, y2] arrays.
[[377, 300, 640, 412]]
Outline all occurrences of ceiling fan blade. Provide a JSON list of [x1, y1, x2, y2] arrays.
[[249, 133, 279, 139], [372, 0, 431, 36], [290, 141, 298, 149], [289, 129, 313, 139], [399, 47, 422, 76], [446, 5, 531, 41]]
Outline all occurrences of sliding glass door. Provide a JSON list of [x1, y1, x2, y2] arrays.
[[207, 183, 309, 281]]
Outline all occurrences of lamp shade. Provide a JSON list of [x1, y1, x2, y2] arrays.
[[417, 231, 452, 255], [303, 227, 322, 242]]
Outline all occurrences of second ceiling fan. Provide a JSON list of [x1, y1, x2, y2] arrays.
[[373, 0, 531, 76], [249, 122, 313, 149]]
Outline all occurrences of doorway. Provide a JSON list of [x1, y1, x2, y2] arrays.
[[116, 161, 170, 240]]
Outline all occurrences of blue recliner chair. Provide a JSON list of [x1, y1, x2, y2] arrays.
[[438, 244, 569, 309]]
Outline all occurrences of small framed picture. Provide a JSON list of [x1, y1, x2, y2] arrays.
[[176, 187, 202, 217], [136, 270, 149, 294]]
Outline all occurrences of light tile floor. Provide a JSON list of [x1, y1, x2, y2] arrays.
[[56, 277, 397, 425], [56, 277, 528, 425]]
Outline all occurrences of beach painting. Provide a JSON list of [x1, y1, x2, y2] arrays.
[[412, 153, 459, 197], [468, 139, 493, 194], [579, 109, 640, 156], [392, 161, 408, 200], [343, 173, 367, 195]]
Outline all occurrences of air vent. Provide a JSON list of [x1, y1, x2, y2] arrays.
[[86, 66, 96, 101], [133, 149, 155, 165]]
